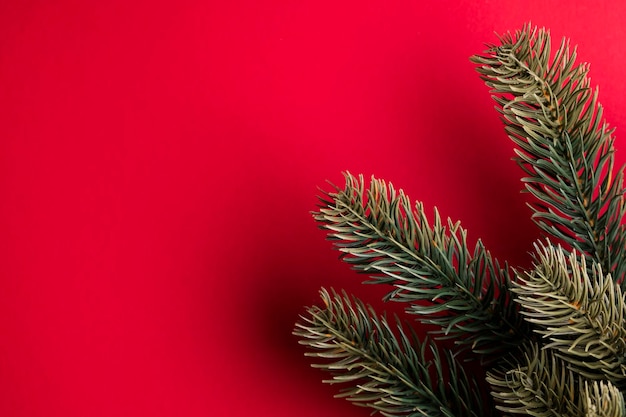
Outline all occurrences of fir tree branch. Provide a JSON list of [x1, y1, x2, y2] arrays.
[[313, 172, 526, 357], [487, 342, 625, 416], [472, 24, 626, 286], [294, 288, 491, 417], [513, 242, 626, 385]]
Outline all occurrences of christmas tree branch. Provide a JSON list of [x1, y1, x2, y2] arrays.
[[472, 24, 626, 286], [294, 288, 490, 417], [487, 342, 625, 416], [313, 172, 526, 357], [513, 242, 626, 385], [296, 23, 626, 417]]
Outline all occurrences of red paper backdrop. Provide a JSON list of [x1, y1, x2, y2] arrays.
[[2, 1, 626, 416]]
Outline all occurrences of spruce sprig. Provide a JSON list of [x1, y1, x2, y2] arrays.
[[487, 342, 625, 416], [294, 288, 490, 417], [513, 242, 626, 384], [294, 24, 626, 416], [314, 172, 526, 356], [471, 24, 626, 286]]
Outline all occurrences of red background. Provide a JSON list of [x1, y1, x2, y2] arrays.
[[1, 1, 626, 416]]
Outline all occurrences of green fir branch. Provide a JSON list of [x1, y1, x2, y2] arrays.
[[513, 241, 626, 385], [487, 342, 625, 417], [313, 172, 526, 356], [472, 24, 626, 286], [296, 23, 626, 417], [293, 288, 490, 417]]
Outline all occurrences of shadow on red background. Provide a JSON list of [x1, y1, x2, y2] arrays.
[[1, 1, 626, 416]]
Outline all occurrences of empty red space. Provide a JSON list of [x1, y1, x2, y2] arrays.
[[1, 1, 626, 416]]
